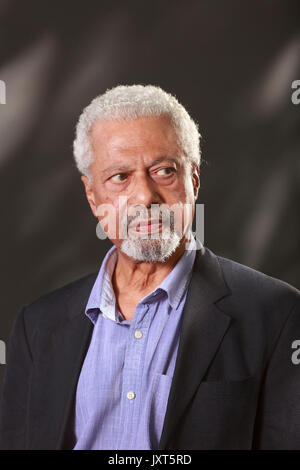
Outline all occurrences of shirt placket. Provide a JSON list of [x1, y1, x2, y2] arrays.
[[117, 302, 152, 450]]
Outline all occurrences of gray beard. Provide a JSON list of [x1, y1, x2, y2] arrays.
[[120, 231, 181, 262]]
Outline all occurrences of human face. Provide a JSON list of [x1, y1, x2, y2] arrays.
[[81, 115, 200, 261]]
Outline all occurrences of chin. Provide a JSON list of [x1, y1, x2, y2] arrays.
[[120, 233, 181, 263]]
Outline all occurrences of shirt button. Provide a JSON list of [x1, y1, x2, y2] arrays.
[[127, 391, 136, 400], [134, 330, 143, 339]]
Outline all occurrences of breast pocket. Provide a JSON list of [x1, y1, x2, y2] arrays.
[[180, 375, 261, 449], [198, 375, 258, 399]]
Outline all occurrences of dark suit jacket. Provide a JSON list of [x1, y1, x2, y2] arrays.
[[0, 245, 299, 450]]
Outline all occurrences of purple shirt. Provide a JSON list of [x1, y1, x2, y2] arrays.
[[73, 235, 197, 450]]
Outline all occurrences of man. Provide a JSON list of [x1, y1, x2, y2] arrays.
[[0, 85, 299, 450]]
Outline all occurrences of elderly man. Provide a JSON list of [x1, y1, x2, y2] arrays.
[[0, 85, 299, 450]]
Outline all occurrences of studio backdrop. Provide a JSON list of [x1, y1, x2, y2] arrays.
[[0, 0, 299, 387]]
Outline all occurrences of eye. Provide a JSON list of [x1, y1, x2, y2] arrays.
[[110, 173, 128, 183], [155, 167, 175, 176]]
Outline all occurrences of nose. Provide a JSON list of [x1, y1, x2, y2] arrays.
[[131, 172, 161, 207]]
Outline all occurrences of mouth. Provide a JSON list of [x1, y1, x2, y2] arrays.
[[129, 218, 163, 234]]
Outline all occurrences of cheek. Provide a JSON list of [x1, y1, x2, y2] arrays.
[[93, 187, 110, 205], [183, 174, 196, 203], [171, 177, 194, 204], [93, 190, 118, 234], [100, 201, 127, 242], [170, 177, 195, 234]]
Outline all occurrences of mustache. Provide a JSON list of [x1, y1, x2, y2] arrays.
[[126, 210, 175, 228]]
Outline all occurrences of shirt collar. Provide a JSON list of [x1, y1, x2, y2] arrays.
[[85, 244, 119, 324]]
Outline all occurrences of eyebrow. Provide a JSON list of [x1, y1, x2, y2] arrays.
[[101, 157, 179, 177]]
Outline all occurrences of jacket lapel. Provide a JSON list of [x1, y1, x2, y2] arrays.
[[54, 312, 94, 449], [159, 245, 233, 449]]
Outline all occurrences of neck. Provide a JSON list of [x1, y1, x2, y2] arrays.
[[112, 234, 190, 297]]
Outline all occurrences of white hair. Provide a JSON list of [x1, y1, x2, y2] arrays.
[[73, 84, 201, 178]]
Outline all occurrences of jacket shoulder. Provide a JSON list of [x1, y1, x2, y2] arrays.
[[20, 271, 98, 333], [215, 251, 299, 311], [25, 271, 98, 308]]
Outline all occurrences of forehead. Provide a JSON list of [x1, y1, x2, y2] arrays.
[[90, 115, 180, 159]]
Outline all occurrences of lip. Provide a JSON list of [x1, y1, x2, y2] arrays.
[[129, 219, 162, 233], [130, 218, 161, 228]]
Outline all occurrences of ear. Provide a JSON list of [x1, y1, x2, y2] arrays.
[[81, 175, 98, 218], [191, 164, 200, 200]]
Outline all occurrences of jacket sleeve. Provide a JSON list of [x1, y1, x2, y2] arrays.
[[0, 306, 33, 450], [252, 296, 300, 449]]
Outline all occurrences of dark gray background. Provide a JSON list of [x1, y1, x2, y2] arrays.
[[0, 0, 299, 388]]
